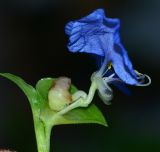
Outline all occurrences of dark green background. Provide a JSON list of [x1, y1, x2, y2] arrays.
[[0, 0, 159, 151]]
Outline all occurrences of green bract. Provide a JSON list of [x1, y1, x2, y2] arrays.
[[0, 73, 107, 152]]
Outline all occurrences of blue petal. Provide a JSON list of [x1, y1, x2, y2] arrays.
[[67, 23, 109, 55], [78, 9, 104, 23], [112, 81, 132, 96], [68, 33, 104, 55], [110, 43, 138, 85], [65, 9, 120, 56], [114, 31, 120, 43], [103, 17, 120, 32], [65, 21, 74, 36], [65, 9, 104, 36], [117, 43, 137, 78]]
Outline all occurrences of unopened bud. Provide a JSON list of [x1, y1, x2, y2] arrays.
[[48, 77, 73, 111]]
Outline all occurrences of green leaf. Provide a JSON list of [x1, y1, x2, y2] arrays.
[[36, 78, 54, 101], [0, 73, 41, 108], [0, 73, 107, 127], [36, 78, 107, 127], [60, 104, 107, 126], [0, 73, 107, 152]]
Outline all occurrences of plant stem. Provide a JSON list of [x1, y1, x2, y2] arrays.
[[34, 117, 52, 152]]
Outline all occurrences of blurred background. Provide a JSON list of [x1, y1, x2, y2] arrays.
[[0, 0, 160, 152]]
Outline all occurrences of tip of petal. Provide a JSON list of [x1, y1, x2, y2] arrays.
[[93, 8, 105, 15], [65, 21, 74, 36]]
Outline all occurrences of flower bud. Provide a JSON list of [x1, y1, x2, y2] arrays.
[[48, 77, 73, 111]]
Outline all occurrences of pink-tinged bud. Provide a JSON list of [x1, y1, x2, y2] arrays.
[[48, 77, 73, 111]]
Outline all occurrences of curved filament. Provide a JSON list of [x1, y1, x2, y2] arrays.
[[135, 70, 151, 86]]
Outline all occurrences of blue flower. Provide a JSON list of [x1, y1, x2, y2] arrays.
[[65, 9, 138, 85], [65, 9, 151, 105]]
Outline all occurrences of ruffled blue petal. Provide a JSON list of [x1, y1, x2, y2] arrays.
[[65, 9, 120, 56], [116, 43, 137, 78], [65, 9, 104, 36], [110, 43, 138, 85], [103, 17, 120, 32], [66, 23, 110, 56], [114, 31, 120, 43], [78, 9, 104, 23], [65, 21, 74, 36]]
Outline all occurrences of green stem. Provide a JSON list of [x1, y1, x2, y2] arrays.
[[34, 116, 52, 152], [57, 80, 98, 115], [85, 80, 97, 104]]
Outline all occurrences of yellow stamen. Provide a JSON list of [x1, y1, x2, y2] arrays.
[[108, 62, 112, 69]]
